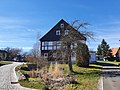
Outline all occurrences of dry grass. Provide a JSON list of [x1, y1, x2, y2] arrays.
[[17, 63, 101, 90], [53, 62, 63, 78]]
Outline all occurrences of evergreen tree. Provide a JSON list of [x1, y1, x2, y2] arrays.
[[76, 42, 90, 67], [97, 39, 110, 57], [97, 45, 102, 55]]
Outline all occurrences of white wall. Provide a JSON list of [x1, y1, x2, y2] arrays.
[[71, 51, 96, 64], [89, 52, 96, 63]]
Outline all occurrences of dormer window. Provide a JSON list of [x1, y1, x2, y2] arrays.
[[60, 23, 64, 28], [56, 30, 60, 35], [65, 30, 69, 35]]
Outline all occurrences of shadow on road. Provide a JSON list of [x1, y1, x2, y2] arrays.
[[94, 61, 120, 78]]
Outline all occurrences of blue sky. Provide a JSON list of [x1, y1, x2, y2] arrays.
[[0, 0, 120, 52]]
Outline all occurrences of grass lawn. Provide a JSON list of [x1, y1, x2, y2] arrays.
[[16, 63, 101, 90], [61, 64, 101, 90], [0, 61, 12, 66], [97, 60, 120, 65], [19, 79, 45, 89]]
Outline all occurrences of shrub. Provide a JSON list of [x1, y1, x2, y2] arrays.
[[76, 43, 90, 67], [25, 55, 48, 70]]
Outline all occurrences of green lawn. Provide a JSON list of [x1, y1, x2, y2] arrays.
[[0, 61, 12, 66], [97, 60, 120, 65], [15, 64, 29, 74], [19, 79, 45, 89], [60, 64, 101, 90], [16, 63, 101, 90]]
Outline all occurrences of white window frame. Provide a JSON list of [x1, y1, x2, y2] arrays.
[[42, 47, 44, 50], [44, 53, 48, 58], [42, 42, 44, 46], [49, 42, 53, 46], [45, 46, 47, 50], [53, 46, 57, 50], [48, 46, 52, 50], [57, 45, 61, 49], [44, 41, 48, 46], [56, 41, 61, 46], [60, 23, 64, 28], [56, 30, 60, 35], [65, 30, 69, 35]]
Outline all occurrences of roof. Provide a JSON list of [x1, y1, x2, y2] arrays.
[[40, 19, 86, 41], [40, 19, 68, 41], [111, 48, 120, 56]]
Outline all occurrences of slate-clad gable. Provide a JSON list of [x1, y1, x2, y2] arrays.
[[40, 19, 70, 41], [40, 19, 86, 60]]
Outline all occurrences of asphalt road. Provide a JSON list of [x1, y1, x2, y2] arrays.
[[102, 66, 120, 90], [0, 62, 36, 90]]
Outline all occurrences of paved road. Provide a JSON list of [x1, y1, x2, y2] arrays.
[[0, 62, 36, 90], [102, 66, 120, 90]]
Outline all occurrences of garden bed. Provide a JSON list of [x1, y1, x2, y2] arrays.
[[16, 63, 101, 90]]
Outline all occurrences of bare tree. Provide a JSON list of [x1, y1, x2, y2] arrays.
[[4, 47, 22, 60], [29, 42, 47, 69], [60, 20, 94, 72], [28, 32, 48, 70]]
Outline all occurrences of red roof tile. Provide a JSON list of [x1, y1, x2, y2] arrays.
[[111, 48, 119, 56]]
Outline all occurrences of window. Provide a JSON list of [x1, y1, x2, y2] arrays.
[[45, 46, 47, 50], [65, 30, 69, 35], [44, 53, 48, 58], [53, 41, 57, 45], [53, 46, 57, 50], [44, 41, 48, 46], [42, 42, 44, 46], [42, 47, 44, 50], [57, 46, 61, 49], [56, 30, 60, 35], [60, 23, 64, 28], [49, 42, 53, 46], [48, 46, 52, 50], [56, 41, 61, 46]]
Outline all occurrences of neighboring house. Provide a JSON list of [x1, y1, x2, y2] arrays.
[[0, 50, 8, 60], [40, 19, 87, 61], [111, 47, 120, 61]]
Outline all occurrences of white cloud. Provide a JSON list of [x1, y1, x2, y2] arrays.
[[87, 19, 120, 50]]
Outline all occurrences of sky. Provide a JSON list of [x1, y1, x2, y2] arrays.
[[0, 0, 120, 52]]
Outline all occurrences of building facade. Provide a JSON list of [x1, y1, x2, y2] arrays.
[[40, 19, 86, 61]]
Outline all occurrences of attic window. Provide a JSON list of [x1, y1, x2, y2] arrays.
[[56, 30, 60, 35], [60, 23, 64, 28], [65, 30, 69, 35]]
